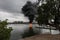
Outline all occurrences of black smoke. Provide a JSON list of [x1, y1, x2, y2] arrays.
[[22, 1, 37, 23]]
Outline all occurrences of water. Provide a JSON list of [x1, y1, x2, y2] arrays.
[[7, 24, 29, 40], [7, 24, 60, 40]]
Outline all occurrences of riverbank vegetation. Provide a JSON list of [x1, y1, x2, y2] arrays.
[[0, 19, 12, 40]]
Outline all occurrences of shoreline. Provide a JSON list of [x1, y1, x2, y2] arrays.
[[20, 34, 60, 40]]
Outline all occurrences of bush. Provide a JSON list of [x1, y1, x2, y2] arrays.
[[0, 20, 12, 40]]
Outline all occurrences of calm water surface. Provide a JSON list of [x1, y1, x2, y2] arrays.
[[7, 24, 60, 40]]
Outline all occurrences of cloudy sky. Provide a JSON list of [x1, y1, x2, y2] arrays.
[[0, 0, 37, 22]]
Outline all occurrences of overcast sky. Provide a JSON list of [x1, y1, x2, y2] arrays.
[[0, 0, 37, 22]]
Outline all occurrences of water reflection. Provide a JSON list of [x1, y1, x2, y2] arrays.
[[7, 24, 60, 40]]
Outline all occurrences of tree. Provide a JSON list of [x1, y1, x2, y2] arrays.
[[37, 1, 53, 24], [0, 20, 12, 40], [36, 0, 60, 31], [35, 0, 60, 34]]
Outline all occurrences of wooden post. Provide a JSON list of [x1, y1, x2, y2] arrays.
[[50, 26, 51, 34]]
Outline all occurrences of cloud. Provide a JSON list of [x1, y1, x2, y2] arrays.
[[0, 0, 37, 13], [0, 0, 37, 22], [0, 0, 28, 13], [0, 11, 29, 22]]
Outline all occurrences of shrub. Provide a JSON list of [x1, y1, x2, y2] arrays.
[[0, 20, 12, 40]]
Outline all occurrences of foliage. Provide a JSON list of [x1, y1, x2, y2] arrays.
[[36, 0, 59, 25], [0, 19, 12, 40]]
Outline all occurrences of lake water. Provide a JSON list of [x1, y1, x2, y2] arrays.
[[7, 24, 60, 40]]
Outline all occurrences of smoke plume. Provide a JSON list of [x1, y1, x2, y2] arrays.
[[22, 1, 37, 23]]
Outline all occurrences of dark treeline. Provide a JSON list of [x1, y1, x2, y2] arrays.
[[8, 22, 37, 24]]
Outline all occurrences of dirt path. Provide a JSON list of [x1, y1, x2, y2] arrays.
[[20, 34, 60, 40]]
